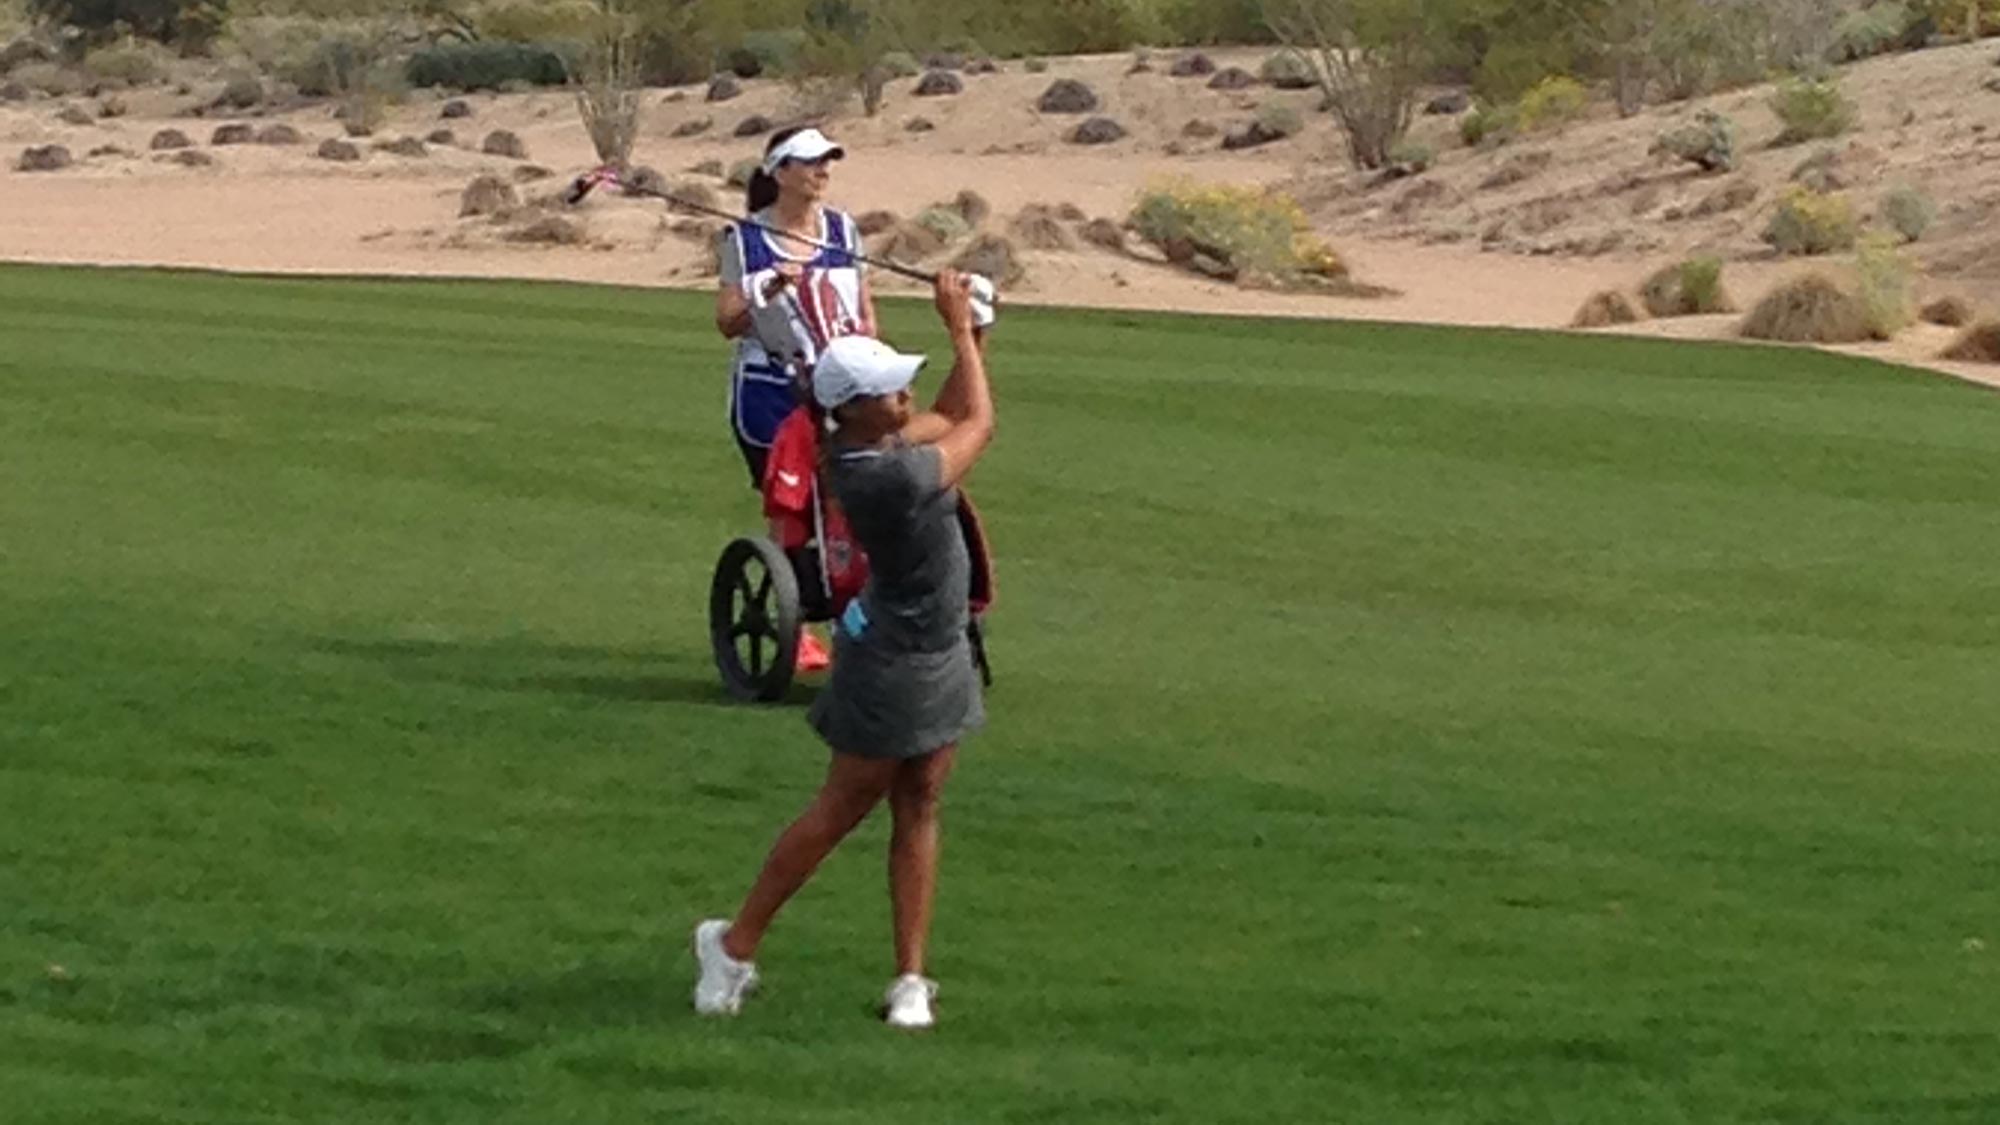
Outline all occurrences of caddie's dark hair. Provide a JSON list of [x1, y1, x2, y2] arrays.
[[745, 125, 810, 212]]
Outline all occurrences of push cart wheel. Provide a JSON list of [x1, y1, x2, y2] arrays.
[[710, 537, 802, 702]]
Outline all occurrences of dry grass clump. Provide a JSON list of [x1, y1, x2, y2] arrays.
[[1920, 296, 1975, 328], [1738, 274, 1871, 344], [1940, 322, 2000, 364], [1572, 290, 1642, 328]]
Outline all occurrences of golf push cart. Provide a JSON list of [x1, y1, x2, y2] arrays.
[[708, 406, 996, 702]]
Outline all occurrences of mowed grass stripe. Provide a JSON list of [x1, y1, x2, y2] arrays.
[[2, 264, 1998, 1124]]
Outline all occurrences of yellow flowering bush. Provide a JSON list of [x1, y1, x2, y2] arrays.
[[1130, 179, 1345, 286]]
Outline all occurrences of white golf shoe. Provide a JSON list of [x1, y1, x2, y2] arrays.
[[690, 919, 758, 1017], [882, 973, 938, 1030]]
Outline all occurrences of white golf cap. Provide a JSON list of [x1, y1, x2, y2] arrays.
[[812, 336, 926, 410], [762, 128, 845, 175]]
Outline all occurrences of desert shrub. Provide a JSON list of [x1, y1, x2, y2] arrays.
[[1763, 186, 1858, 256], [1572, 290, 1642, 327], [730, 28, 809, 77], [1790, 147, 1845, 193], [1024, 57, 1048, 73], [1920, 296, 1974, 327], [1676, 256, 1732, 314], [1129, 179, 1342, 285], [0, 0, 26, 41], [406, 42, 570, 91], [1515, 75, 1588, 132], [274, 26, 372, 97], [1911, 0, 2000, 37], [82, 37, 168, 85], [914, 205, 972, 245], [1460, 103, 1516, 148], [1770, 76, 1856, 147], [1880, 184, 1935, 244], [1259, 50, 1314, 89], [1739, 274, 1871, 343], [1642, 256, 1734, 317], [1831, 2, 1914, 61], [878, 50, 920, 79], [217, 67, 262, 107], [1254, 103, 1303, 139], [1854, 233, 1916, 340], [219, 16, 325, 81], [1653, 110, 1735, 173], [18, 0, 220, 48], [1386, 137, 1434, 172], [10, 61, 82, 96], [1941, 322, 2000, 362]]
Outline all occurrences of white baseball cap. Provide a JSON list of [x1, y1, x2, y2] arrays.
[[812, 336, 926, 410], [762, 128, 845, 175]]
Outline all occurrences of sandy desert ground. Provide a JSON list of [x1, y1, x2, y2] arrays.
[[3, 42, 1997, 389]]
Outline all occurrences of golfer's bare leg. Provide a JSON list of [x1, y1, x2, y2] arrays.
[[888, 746, 957, 976], [724, 753, 897, 961]]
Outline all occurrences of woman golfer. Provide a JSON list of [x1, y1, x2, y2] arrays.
[[693, 271, 995, 1031]]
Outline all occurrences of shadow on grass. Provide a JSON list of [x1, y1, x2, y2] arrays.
[[307, 635, 805, 709]]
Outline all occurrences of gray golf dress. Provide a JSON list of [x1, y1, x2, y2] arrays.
[[807, 438, 985, 759]]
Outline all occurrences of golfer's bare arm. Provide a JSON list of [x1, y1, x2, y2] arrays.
[[901, 327, 984, 445], [917, 277, 994, 488]]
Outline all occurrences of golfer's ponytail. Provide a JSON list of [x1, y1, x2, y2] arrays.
[[745, 126, 809, 213], [745, 169, 780, 213]]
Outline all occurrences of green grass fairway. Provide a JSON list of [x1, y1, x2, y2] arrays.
[[3, 263, 1998, 1124]]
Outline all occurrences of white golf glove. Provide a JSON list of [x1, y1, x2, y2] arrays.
[[741, 267, 788, 310], [967, 273, 997, 329]]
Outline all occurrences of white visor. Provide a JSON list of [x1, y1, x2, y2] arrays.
[[812, 336, 925, 410], [762, 128, 846, 175]]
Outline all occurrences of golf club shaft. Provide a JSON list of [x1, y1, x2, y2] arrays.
[[585, 174, 941, 284]]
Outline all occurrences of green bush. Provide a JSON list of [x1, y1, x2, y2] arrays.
[[19, 0, 217, 47], [878, 50, 920, 79], [1912, 0, 2000, 36], [727, 28, 809, 77], [471, 0, 597, 44], [1641, 256, 1734, 317], [914, 205, 972, 245], [1770, 77, 1857, 146], [1881, 184, 1935, 243], [8, 61, 82, 96], [406, 43, 570, 92], [1515, 75, 1588, 131], [217, 66, 262, 108], [1653, 109, 1735, 173], [82, 37, 168, 85], [1831, 2, 1914, 61], [271, 26, 374, 97], [1763, 186, 1859, 256], [1460, 103, 1517, 148], [1855, 233, 1915, 339], [1386, 138, 1434, 172], [1258, 50, 1314, 90]]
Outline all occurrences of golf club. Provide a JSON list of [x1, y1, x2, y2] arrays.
[[562, 165, 941, 284]]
